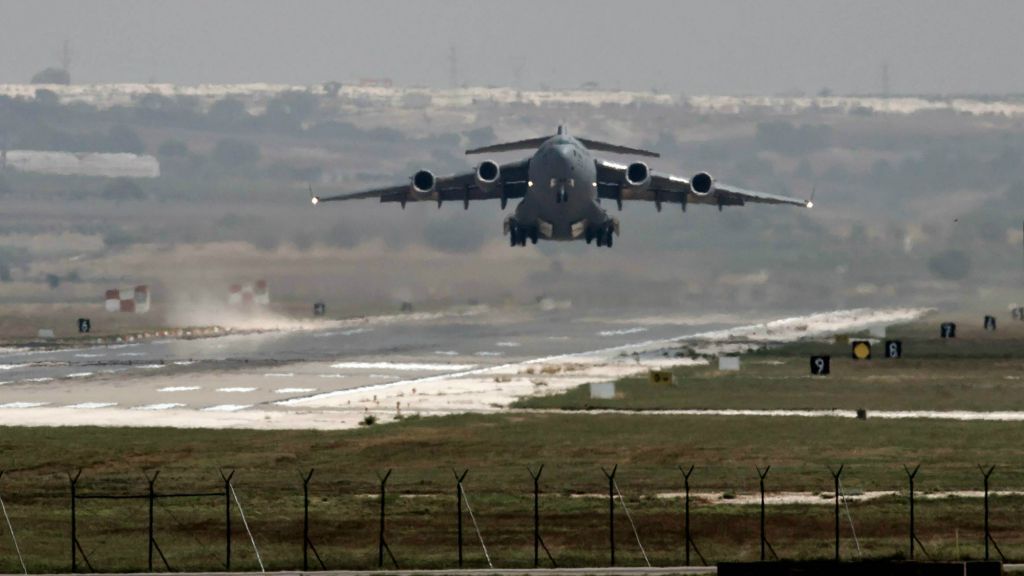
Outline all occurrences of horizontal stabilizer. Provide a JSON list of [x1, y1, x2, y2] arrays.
[[576, 137, 659, 158], [466, 135, 660, 158]]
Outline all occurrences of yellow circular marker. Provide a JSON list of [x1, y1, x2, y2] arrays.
[[852, 341, 872, 360]]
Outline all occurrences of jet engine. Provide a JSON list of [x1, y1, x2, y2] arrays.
[[690, 171, 716, 196], [625, 162, 651, 190], [475, 160, 500, 192], [411, 169, 436, 198]]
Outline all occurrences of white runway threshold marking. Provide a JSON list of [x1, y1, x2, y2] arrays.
[[331, 361, 476, 371]]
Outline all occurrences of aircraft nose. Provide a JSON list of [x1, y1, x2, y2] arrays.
[[546, 145, 575, 180]]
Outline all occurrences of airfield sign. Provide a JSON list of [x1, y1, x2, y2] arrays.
[[810, 355, 831, 376], [851, 341, 872, 361], [941, 323, 957, 339]]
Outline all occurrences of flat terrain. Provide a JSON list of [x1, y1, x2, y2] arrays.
[[2, 315, 1024, 571], [518, 320, 1024, 412]]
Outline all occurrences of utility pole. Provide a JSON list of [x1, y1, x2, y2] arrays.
[[448, 44, 458, 89]]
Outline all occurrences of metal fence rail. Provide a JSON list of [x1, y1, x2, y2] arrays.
[[0, 463, 1016, 573]]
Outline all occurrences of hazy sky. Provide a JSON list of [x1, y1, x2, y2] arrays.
[[2, 0, 1023, 95]]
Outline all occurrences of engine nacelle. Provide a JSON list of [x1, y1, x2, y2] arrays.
[[625, 161, 651, 190], [411, 169, 436, 198], [691, 171, 716, 196], [475, 160, 500, 192]]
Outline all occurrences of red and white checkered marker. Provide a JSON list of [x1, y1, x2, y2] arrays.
[[228, 280, 269, 307], [105, 285, 150, 313]]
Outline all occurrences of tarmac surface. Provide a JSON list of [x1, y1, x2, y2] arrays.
[[0, 306, 733, 427], [0, 305, 928, 429]]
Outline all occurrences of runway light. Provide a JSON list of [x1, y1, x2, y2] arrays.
[[311, 196, 320, 205]]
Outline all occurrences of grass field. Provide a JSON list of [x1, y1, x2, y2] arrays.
[[1, 319, 1024, 571], [517, 320, 1024, 412]]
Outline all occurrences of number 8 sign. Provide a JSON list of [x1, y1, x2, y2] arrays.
[[885, 340, 902, 359]]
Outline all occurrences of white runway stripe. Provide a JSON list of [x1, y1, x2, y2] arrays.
[[274, 388, 316, 394], [0, 402, 49, 409], [67, 402, 117, 409], [331, 361, 475, 371], [217, 387, 257, 393], [132, 403, 184, 411], [158, 386, 200, 392], [202, 404, 252, 412]]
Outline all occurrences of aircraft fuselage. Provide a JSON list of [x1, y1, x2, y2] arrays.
[[511, 135, 612, 243]]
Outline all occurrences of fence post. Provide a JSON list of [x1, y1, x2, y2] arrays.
[[904, 464, 920, 560], [980, 465, 995, 561], [453, 469, 468, 567], [302, 469, 313, 571], [377, 469, 397, 568], [527, 465, 556, 568], [529, 465, 543, 568], [147, 471, 159, 572], [829, 465, 844, 561], [602, 465, 618, 566], [680, 465, 694, 566], [221, 469, 234, 570], [69, 469, 81, 573], [757, 466, 771, 562]]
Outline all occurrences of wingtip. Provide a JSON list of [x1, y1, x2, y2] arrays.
[[311, 196, 320, 206]]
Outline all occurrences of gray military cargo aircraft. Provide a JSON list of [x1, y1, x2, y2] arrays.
[[311, 125, 812, 247]]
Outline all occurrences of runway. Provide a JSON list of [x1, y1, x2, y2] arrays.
[[0, 306, 928, 430]]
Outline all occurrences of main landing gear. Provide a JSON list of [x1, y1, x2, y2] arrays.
[[508, 221, 538, 247], [584, 223, 615, 248]]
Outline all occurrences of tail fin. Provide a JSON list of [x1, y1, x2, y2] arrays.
[[466, 127, 660, 158]]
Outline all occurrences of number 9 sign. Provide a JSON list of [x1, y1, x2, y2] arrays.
[[810, 355, 830, 376]]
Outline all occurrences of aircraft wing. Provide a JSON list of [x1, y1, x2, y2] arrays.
[[595, 160, 812, 210], [313, 159, 530, 208]]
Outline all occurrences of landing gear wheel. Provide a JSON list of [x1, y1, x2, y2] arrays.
[[585, 228, 593, 244], [509, 226, 518, 247], [605, 228, 614, 248], [530, 228, 538, 244]]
